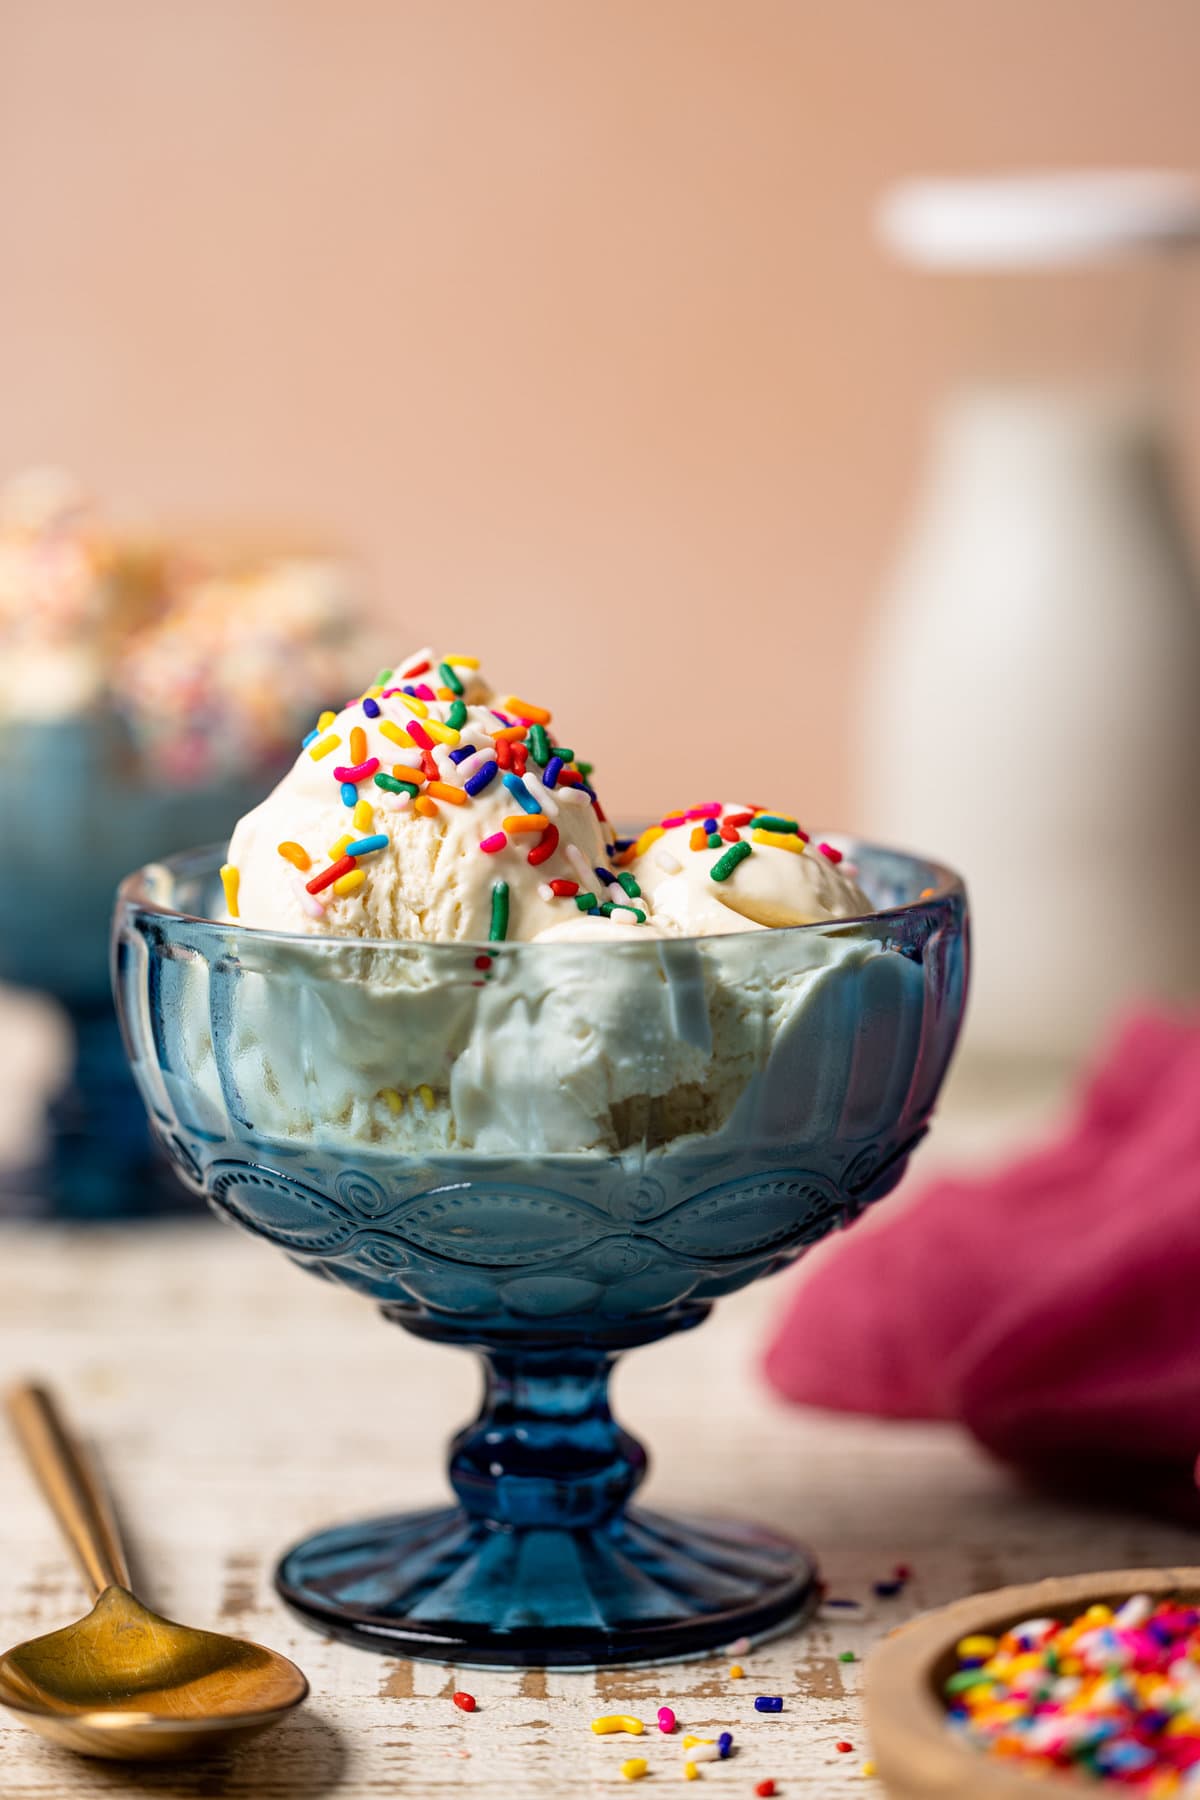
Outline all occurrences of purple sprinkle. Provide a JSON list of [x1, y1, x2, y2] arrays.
[[362, 697, 381, 717], [717, 1732, 733, 1758], [449, 744, 477, 765], [465, 760, 499, 797], [543, 754, 564, 788], [491, 709, 515, 726]]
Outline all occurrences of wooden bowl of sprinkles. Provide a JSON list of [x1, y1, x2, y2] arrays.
[[864, 1567, 1200, 1798]]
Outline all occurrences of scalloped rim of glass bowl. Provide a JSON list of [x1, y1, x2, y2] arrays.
[[115, 838, 966, 954]]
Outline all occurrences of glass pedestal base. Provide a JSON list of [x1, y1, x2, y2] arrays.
[[275, 1504, 816, 1668]]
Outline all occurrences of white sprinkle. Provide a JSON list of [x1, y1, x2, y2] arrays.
[[384, 791, 412, 813], [433, 744, 458, 780], [556, 785, 589, 806], [295, 876, 327, 920], [391, 747, 423, 770], [1114, 1595, 1153, 1630], [522, 765, 559, 818], [536, 882, 554, 902], [653, 848, 682, 874], [456, 749, 490, 783], [684, 1745, 721, 1764], [565, 843, 601, 896]]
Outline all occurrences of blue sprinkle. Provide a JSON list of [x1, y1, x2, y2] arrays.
[[701, 817, 718, 833], [302, 728, 319, 747], [614, 837, 635, 853], [362, 697, 381, 718], [594, 867, 617, 886], [346, 835, 388, 856], [754, 1696, 782, 1714], [404, 685, 421, 696], [449, 744, 477, 765], [465, 760, 499, 797], [717, 1732, 733, 1759], [340, 783, 358, 807], [502, 772, 541, 814], [543, 754, 564, 788], [874, 1579, 904, 1598]]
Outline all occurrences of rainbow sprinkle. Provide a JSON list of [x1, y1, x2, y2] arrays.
[[220, 863, 240, 918], [710, 841, 752, 883], [489, 880, 510, 942]]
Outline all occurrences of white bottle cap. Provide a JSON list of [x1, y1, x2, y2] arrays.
[[878, 170, 1200, 269]]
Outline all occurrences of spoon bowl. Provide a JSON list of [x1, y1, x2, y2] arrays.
[[2, 1386, 308, 1761]]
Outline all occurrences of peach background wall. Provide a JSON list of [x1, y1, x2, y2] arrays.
[[3, 1, 1200, 823]]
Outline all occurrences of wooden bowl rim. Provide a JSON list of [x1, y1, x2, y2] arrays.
[[864, 1565, 1200, 1798]]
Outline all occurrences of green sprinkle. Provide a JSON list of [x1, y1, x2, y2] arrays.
[[447, 699, 467, 730], [574, 893, 598, 913], [839, 1652, 856, 1664], [706, 832, 723, 850], [376, 668, 393, 685], [528, 724, 551, 764], [551, 745, 573, 763], [752, 814, 799, 834], [489, 880, 510, 942], [438, 660, 464, 696], [945, 1669, 995, 1694], [375, 773, 419, 796], [710, 841, 752, 883], [577, 760, 593, 779], [608, 903, 646, 923], [617, 871, 641, 899]]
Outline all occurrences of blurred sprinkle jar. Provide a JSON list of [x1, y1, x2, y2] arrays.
[[859, 173, 1200, 1066], [0, 468, 364, 1218]]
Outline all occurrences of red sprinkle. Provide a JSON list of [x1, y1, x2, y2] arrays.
[[527, 823, 560, 866], [725, 810, 755, 828], [511, 742, 528, 775], [452, 1691, 476, 1712], [755, 1784, 776, 1798], [400, 659, 431, 678], [421, 748, 439, 780], [474, 954, 492, 970], [719, 823, 741, 842], [558, 768, 584, 787], [407, 720, 433, 750], [332, 758, 380, 783], [818, 842, 843, 864], [549, 879, 579, 896], [306, 854, 356, 894], [495, 738, 513, 770], [836, 1741, 853, 1753]]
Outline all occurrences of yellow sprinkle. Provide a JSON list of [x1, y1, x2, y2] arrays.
[[380, 1088, 404, 1115], [333, 869, 366, 898], [418, 1084, 435, 1111], [380, 720, 415, 749], [317, 710, 337, 731], [423, 718, 461, 747], [444, 653, 479, 668], [277, 841, 311, 872], [350, 725, 368, 763], [957, 1635, 998, 1661], [634, 825, 665, 857], [752, 827, 807, 855], [329, 833, 354, 859], [414, 795, 438, 817], [366, 686, 384, 698], [309, 732, 341, 761], [728, 1663, 744, 1680], [682, 1736, 714, 1749], [861, 1761, 876, 1779], [620, 1760, 648, 1781], [683, 1765, 699, 1782], [219, 863, 240, 918], [591, 1715, 644, 1737], [353, 799, 374, 832], [403, 694, 429, 718]]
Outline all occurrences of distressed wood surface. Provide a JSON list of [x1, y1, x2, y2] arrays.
[[3, 1066, 1190, 1798]]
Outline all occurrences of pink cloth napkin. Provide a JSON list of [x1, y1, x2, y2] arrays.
[[764, 1012, 1200, 1502]]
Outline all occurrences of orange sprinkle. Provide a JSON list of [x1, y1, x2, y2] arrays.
[[394, 763, 426, 784], [350, 725, 367, 763], [277, 841, 311, 872], [436, 686, 455, 701], [919, 886, 937, 900], [491, 724, 528, 742], [502, 696, 551, 726], [689, 825, 709, 852], [380, 720, 415, 749], [426, 781, 467, 806], [414, 795, 439, 817], [503, 814, 548, 833]]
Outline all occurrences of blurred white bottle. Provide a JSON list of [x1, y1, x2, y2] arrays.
[[860, 173, 1200, 1063]]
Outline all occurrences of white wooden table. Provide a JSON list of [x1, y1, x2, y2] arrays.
[[3, 1061, 1191, 1799]]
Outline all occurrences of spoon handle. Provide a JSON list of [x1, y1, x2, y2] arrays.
[[5, 1383, 132, 1599]]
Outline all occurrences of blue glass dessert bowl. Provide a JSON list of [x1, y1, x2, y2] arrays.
[[113, 841, 967, 1668]]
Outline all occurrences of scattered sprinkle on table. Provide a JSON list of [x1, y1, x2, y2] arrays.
[[657, 1706, 676, 1734], [620, 1758, 647, 1780], [591, 1714, 644, 1736], [729, 1662, 744, 1679], [836, 1740, 854, 1753], [839, 1651, 857, 1663], [755, 1782, 776, 1797], [452, 1691, 475, 1712], [755, 1696, 783, 1713]]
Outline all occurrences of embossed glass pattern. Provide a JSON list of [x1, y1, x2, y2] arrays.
[[113, 842, 967, 1666]]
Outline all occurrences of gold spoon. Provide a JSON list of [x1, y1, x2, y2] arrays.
[[0, 1383, 308, 1761]]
